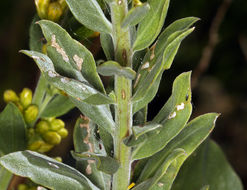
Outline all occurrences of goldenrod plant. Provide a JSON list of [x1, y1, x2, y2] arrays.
[[0, 0, 243, 190]]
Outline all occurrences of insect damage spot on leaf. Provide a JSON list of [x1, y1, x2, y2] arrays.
[[118, 0, 123, 5], [141, 62, 150, 70], [48, 70, 58, 78], [73, 54, 83, 71], [158, 182, 164, 187], [86, 164, 92, 175], [168, 111, 176, 119], [134, 74, 141, 88], [176, 102, 185, 111], [60, 77, 70, 83], [51, 35, 69, 62]]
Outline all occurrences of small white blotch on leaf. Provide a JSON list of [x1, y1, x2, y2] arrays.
[[168, 111, 176, 119], [73, 54, 83, 71], [48, 162, 59, 169], [51, 35, 69, 62], [60, 77, 70, 83], [48, 70, 57, 78], [176, 102, 185, 111], [157, 182, 164, 187], [118, 0, 122, 5], [32, 55, 40, 60], [86, 164, 92, 175], [141, 62, 150, 70]]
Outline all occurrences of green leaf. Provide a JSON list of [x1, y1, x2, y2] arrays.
[[137, 113, 219, 189], [155, 17, 199, 58], [133, 123, 162, 139], [0, 166, 13, 190], [65, 0, 112, 34], [132, 72, 192, 160], [0, 103, 27, 154], [21, 50, 114, 106], [40, 94, 75, 117], [0, 151, 100, 190], [172, 140, 243, 190], [32, 75, 48, 107], [132, 149, 186, 190], [72, 152, 119, 175], [121, 3, 150, 28], [70, 97, 115, 134], [97, 61, 136, 80], [29, 15, 43, 52], [132, 28, 194, 104], [100, 33, 114, 60], [73, 117, 111, 190], [38, 20, 105, 93], [133, 0, 170, 51]]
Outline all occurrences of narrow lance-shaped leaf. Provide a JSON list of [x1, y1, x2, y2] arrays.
[[21, 50, 114, 105], [137, 113, 220, 189], [0, 103, 27, 154], [172, 140, 243, 190], [133, 0, 170, 51], [0, 166, 13, 190], [65, 0, 112, 34], [133, 123, 162, 139], [22, 50, 115, 134], [38, 20, 105, 93], [100, 33, 114, 60], [133, 17, 198, 113], [97, 61, 136, 80], [73, 117, 111, 190], [132, 28, 194, 103], [121, 3, 150, 28], [29, 15, 43, 52], [132, 149, 186, 190], [0, 151, 100, 190], [132, 72, 192, 160], [40, 94, 75, 117], [72, 152, 119, 175]]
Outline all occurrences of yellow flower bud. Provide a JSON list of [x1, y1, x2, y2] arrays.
[[58, 0, 67, 11], [42, 43, 47, 54], [24, 105, 39, 123], [37, 142, 54, 153], [3, 89, 19, 103], [35, 0, 50, 19], [57, 128, 68, 138], [19, 88, 32, 108], [36, 120, 50, 134], [17, 184, 29, 190], [28, 140, 44, 151], [50, 119, 65, 131], [53, 156, 62, 162], [47, 2, 63, 22], [43, 131, 61, 145]]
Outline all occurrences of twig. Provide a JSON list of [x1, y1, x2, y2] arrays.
[[192, 0, 232, 89]]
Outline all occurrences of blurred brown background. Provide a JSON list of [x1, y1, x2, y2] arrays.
[[0, 0, 246, 188]]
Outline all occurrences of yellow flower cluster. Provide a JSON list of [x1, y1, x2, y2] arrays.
[[28, 117, 68, 153], [3, 88, 38, 124], [35, 0, 67, 22]]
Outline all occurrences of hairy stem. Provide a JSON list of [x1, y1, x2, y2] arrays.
[[110, 0, 133, 189]]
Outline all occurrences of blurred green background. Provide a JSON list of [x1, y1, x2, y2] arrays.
[[0, 0, 246, 188]]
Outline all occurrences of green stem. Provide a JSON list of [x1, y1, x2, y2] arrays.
[[110, 1, 133, 189]]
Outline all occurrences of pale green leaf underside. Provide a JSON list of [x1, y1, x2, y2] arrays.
[[0, 151, 99, 190], [21, 50, 113, 105], [97, 61, 136, 80], [66, 0, 112, 34], [38, 20, 105, 93]]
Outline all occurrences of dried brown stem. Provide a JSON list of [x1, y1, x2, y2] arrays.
[[192, 0, 232, 89]]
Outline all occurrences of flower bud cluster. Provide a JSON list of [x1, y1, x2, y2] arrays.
[[28, 117, 68, 153], [35, 0, 67, 22], [3, 88, 39, 124]]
